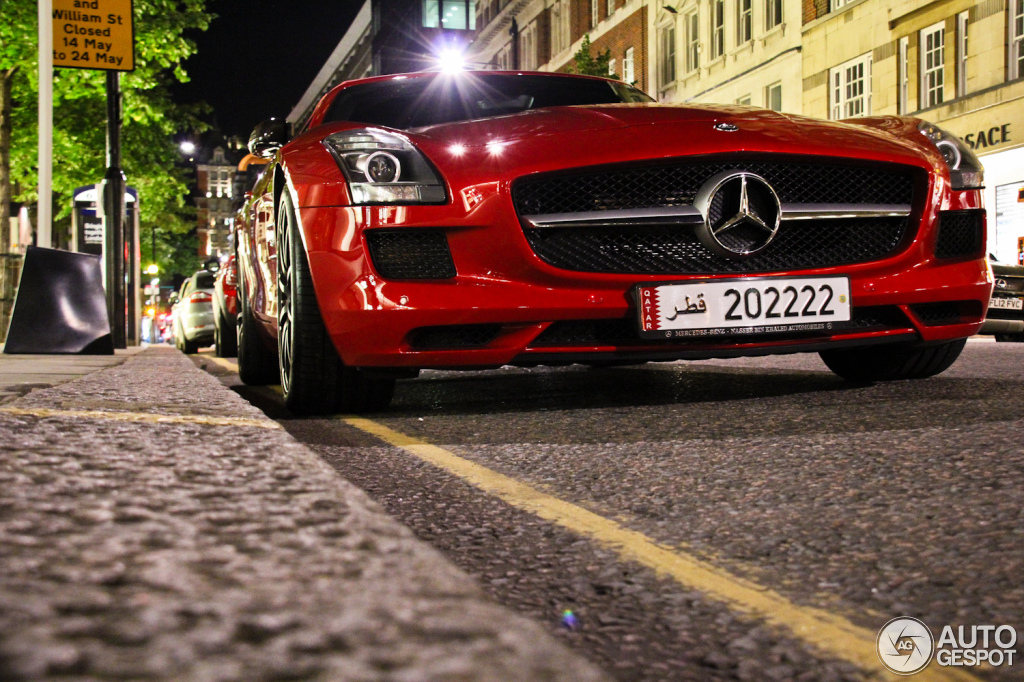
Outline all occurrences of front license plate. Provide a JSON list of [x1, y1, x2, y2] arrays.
[[989, 296, 1024, 311], [637, 277, 852, 339]]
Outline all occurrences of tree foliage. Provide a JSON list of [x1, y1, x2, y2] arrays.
[[0, 0, 213, 278], [567, 34, 618, 79]]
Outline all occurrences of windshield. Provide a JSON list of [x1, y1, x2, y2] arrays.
[[194, 272, 216, 289], [321, 73, 654, 130]]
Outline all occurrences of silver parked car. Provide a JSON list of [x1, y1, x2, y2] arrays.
[[174, 270, 216, 354]]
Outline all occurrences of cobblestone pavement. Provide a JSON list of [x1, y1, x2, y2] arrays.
[[0, 346, 607, 681]]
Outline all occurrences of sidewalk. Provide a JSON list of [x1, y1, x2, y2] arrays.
[[0, 345, 607, 681]]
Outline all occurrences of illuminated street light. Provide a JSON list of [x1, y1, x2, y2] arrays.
[[145, 263, 158, 275], [180, 141, 196, 154], [436, 49, 466, 73]]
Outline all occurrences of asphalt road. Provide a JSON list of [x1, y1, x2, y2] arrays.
[[197, 338, 1024, 681]]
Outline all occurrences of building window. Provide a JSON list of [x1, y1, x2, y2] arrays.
[[623, 47, 635, 84], [658, 22, 677, 88], [591, 0, 599, 28], [685, 10, 700, 73], [737, 0, 752, 45], [920, 22, 945, 108], [898, 36, 909, 114], [520, 21, 537, 70], [423, 0, 477, 30], [765, 0, 782, 31], [736, 94, 752, 105], [956, 12, 968, 97], [711, 0, 725, 59], [830, 53, 871, 119], [1010, 0, 1023, 80], [608, 58, 617, 77], [831, 0, 851, 10], [552, 0, 571, 55], [607, 0, 615, 18], [765, 82, 782, 111], [497, 42, 512, 70]]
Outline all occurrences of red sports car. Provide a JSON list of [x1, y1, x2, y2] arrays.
[[237, 71, 990, 415]]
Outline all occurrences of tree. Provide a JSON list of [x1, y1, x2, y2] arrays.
[[0, 0, 212, 278], [567, 34, 618, 79]]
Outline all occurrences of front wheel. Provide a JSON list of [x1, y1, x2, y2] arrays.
[[215, 309, 238, 357], [820, 338, 967, 383], [277, 191, 394, 415]]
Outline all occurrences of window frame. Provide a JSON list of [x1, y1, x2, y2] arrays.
[[765, 82, 782, 111], [711, 0, 725, 60], [1010, 0, 1024, 80], [658, 21, 677, 89], [422, 0, 476, 30], [920, 21, 945, 109], [685, 9, 700, 73], [591, 0, 599, 28], [956, 11, 968, 97], [765, 0, 782, 31], [623, 46, 635, 84], [830, 52, 872, 120], [737, 0, 752, 45], [520, 20, 538, 70], [551, 0, 571, 56], [897, 35, 909, 114]]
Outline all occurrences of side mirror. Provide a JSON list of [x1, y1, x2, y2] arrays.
[[248, 118, 290, 159]]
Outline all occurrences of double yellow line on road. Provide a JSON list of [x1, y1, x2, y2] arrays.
[[342, 416, 979, 682]]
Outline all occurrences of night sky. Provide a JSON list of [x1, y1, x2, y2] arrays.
[[170, 1, 361, 139]]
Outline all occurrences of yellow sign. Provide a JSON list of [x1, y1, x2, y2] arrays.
[[52, 0, 134, 71]]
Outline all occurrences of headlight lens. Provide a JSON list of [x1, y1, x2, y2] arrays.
[[323, 129, 446, 205], [918, 121, 984, 190]]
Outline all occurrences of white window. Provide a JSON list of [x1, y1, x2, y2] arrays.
[[711, 0, 725, 59], [737, 0, 752, 45], [956, 12, 968, 97], [552, 0, 571, 55], [830, 53, 871, 119], [831, 0, 850, 10], [765, 0, 782, 31], [920, 22, 945, 108], [608, 58, 617, 78], [658, 22, 677, 88], [423, 0, 477, 30], [520, 21, 537, 70], [591, 0, 599, 28], [765, 82, 782, 111], [607, 0, 615, 18], [898, 36, 909, 114], [1010, 0, 1023, 80], [736, 94, 752, 105], [623, 47, 635, 83], [685, 10, 700, 73]]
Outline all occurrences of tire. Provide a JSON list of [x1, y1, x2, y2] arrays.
[[820, 338, 967, 383], [277, 191, 394, 415], [215, 310, 238, 357], [994, 333, 1024, 342], [237, 260, 279, 385], [182, 335, 198, 355]]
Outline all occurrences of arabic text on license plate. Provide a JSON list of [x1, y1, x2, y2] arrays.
[[989, 297, 1024, 311], [637, 277, 852, 339]]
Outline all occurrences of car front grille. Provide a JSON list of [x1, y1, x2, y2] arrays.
[[365, 230, 457, 280], [513, 158, 919, 275]]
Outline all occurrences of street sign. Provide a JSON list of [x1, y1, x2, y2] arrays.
[[52, 0, 134, 71]]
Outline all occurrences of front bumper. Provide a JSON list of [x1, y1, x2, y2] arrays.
[[297, 197, 991, 369]]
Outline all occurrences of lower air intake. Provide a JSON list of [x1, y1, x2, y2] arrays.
[[365, 230, 456, 279]]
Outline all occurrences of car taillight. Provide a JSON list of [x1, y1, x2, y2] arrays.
[[224, 268, 237, 287], [189, 292, 212, 303]]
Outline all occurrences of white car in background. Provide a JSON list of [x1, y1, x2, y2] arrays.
[[173, 270, 217, 354]]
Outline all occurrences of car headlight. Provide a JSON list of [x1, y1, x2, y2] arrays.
[[323, 129, 446, 205], [917, 121, 984, 190]]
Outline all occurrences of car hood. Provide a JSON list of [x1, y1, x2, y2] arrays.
[[407, 104, 935, 174]]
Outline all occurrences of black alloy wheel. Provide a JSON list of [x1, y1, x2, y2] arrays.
[[236, 257, 279, 385], [276, 191, 394, 415], [819, 338, 967, 383]]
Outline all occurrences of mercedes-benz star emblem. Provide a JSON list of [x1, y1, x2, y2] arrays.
[[693, 171, 782, 258], [714, 122, 739, 132]]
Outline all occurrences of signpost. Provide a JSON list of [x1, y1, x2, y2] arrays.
[[50, 0, 135, 348]]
